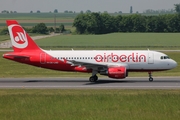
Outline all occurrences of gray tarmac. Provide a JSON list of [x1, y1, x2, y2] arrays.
[[0, 77, 179, 89]]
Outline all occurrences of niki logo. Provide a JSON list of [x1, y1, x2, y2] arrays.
[[8, 24, 28, 48]]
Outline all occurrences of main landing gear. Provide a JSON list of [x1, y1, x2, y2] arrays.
[[148, 72, 153, 82], [89, 70, 98, 82], [89, 75, 98, 82]]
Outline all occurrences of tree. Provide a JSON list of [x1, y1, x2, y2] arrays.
[[59, 24, 65, 33], [86, 10, 91, 13], [118, 11, 122, 13], [54, 9, 58, 13], [32, 23, 48, 34], [130, 14, 146, 32], [37, 10, 41, 13], [69, 11, 73, 13], [0, 27, 8, 35], [30, 11, 33, 13], [73, 13, 87, 34], [55, 28, 60, 33], [174, 3, 180, 13], [166, 14, 180, 32], [145, 16, 157, 32], [130, 6, 133, 13], [48, 27, 54, 33], [100, 13, 116, 34], [2, 10, 9, 13]]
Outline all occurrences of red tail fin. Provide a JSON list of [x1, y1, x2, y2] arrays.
[[6, 20, 40, 52]]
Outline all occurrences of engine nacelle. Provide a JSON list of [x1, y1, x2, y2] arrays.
[[107, 67, 127, 79]]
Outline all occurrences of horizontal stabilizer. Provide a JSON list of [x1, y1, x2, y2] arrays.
[[3, 54, 30, 59]]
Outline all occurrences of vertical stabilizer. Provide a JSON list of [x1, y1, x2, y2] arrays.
[[6, 20, 40, 52]]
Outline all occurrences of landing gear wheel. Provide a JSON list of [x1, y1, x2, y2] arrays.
[[148, 72, 153, 82], [149, 77, 153, 82], [94, 75, 98, 81], [89, 75, 98, 82]]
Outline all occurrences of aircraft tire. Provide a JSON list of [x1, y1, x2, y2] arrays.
[[89, 75, 98, 82], [149, 77, 153, 82]]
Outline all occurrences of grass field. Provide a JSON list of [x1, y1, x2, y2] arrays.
[[0, 13, 77, 20], [0, 33, 44, 42], [0, 13, 75, 29], [0, 89, 179, 120], [35, 33, 180, 50], [0, 12, 170, 20], [0, 35, 9, 41]]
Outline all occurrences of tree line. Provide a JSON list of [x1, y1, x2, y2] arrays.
[[0, 23, 66, 35], [73, 13, 180, 34]]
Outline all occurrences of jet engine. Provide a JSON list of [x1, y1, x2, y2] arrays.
[[100, 67, 127, 79], [108, 67, 127, 79]]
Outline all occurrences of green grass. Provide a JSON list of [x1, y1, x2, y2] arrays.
[[0, 35, 9, 41], [0, 13, 170, 20], [35, 33, 180, 50], [0, 13, 77, 20], [0, 33, 47, 42], [0, 89, 179, 120], [0, 51, 179, 78]]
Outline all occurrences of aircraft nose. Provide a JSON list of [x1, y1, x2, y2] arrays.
[[171, 60, 177, 69]]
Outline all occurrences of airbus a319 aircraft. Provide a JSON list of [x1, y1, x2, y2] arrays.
[[3, 20, 177, 82]]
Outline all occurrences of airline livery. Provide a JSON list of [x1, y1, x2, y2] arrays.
[[3, 20, 177, 82]]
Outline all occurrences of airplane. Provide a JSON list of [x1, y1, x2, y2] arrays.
[[3, 20, 177, 82]]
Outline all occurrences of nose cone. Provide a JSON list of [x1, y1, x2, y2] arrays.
[[170, 60, 177, 69]]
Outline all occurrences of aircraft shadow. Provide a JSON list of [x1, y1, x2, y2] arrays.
[[85, 80, 131, 85]]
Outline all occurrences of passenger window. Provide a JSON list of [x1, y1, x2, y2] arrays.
[[161, 56, 163, 59]]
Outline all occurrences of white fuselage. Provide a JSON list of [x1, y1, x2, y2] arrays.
[[44, 50, 177, 71]]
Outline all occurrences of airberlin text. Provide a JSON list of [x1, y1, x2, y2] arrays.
[[95, 53, 146, 63]]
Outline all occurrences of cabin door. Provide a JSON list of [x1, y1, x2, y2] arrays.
[[148, 53, 154, 64]]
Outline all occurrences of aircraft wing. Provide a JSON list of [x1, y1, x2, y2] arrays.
[[67, 60, 128, 70]]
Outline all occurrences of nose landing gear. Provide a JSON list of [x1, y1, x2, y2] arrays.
[[148, 72, 153, 82]]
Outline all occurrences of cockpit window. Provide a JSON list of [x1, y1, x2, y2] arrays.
[[160, 56, 170, 60], [164, 56, 170, 59]]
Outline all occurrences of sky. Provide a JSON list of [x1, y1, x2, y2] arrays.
[[0, 0, 179, 13]]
